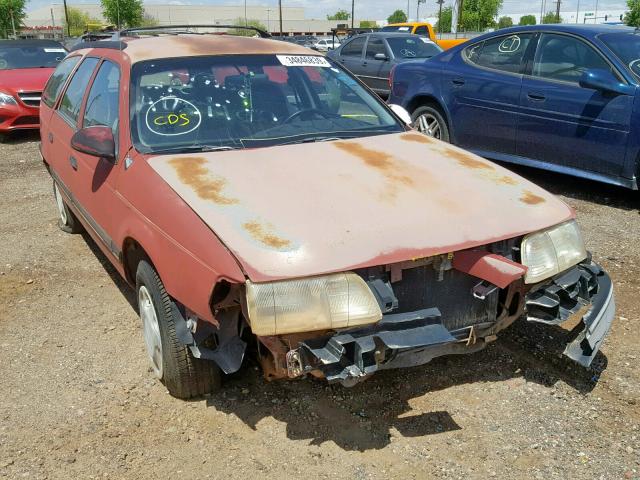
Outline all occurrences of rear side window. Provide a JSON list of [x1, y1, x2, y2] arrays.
[[341, 37, 366, 57], [42, 56, 80, 108], [415, 26, 429, 36], [57, 57, 99, 125], [464, 33, 533, 74], [83, 60, 120, 133]]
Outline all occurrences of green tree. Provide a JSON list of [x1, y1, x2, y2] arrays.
[[0, 0, 26, 39], [231, 18, 268, 36], [100, 0, 143, 28], [359, 20, 377, 28], [435, 6, 452, 33], [518, 14, 537, 25], [327, 9, 350, 20], [542, 10, 561, 23], [64, 7, 100, 37], [625, 0, 640, 26], [497, 15, 513, 28], [459, 0, 502, 31], [387, 9, 408, 24]]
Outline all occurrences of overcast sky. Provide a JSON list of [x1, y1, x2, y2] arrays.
[[27, 0, 630, 17]]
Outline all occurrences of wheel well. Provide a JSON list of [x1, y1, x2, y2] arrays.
[[122, 238, 154, 285], [407, 95, 445, 117]]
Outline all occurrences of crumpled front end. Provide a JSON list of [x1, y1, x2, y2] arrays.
[[255, 251, 614, 386]]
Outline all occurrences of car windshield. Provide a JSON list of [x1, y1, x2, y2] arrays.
[[387, 37, 442, 58], [130, 54, 403, 153], [599, 32, 640, 79], [0, 44, 66, 70]]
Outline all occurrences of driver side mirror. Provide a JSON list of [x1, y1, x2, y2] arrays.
[[71, 126, 116, 161], [388, 104, 412, 126], [374, 53, 389, 61], [579, 68, 632, 96]]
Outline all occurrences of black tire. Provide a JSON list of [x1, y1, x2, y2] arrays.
[[0, 133, 7, 143], [53, 181, 84, 234], [135, 260, 222, 399], [411, 104, 450, 142]]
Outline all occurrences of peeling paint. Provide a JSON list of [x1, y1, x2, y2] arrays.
[[243, 221, 291, 249], [401, 132, 433, 144], [496, 175, 518, 186], [168, 156, 238, 205], [520, 190, 546, 205], [333, 141, 413, 200], [442, 149, 495, 170]]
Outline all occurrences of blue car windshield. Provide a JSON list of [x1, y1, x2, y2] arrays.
[[600, 32, 640, 79], [130, 54, 403, 153]]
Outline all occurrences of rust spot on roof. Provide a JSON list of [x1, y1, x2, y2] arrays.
[[496, 175, 518, 186], [401, 132, 433, 144], [520, 190, 546, 205], [243, 221, 291, 249], [443, 149, 495, 170], [168, 156, 238, 205]]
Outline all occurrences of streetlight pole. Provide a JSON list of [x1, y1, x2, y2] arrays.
[[351, 0, 354, 28], [62, 0, 70, 37], [575, 0, 580, 23], [279, 0, 283, 36], [436, 0, 444, 37], [267, 8, 271, 34], [407, 0, 410, 20], [244, 0, 247, 26]]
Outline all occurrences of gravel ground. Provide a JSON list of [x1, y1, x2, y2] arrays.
[[0, 132, 639, 480]]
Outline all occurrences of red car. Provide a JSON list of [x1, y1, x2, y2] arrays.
[[40, 26, 614, 400], [0, 39, 66, 141]]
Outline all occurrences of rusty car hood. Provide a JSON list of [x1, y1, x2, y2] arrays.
[[148, 132, 574, 281]]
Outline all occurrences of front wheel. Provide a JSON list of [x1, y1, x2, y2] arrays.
[[135, 260, 221, 399], [412, 105, 450, 142]]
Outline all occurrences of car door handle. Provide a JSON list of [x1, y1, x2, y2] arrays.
[[527, 92, 546, 101], [69, 156, 78, 171], [451, 78, 465, 86]]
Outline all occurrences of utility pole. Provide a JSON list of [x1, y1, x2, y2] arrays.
[[407, 0, 410, 20], [9, 9, 16, 38], [351, 0, 354, 28], [267, 8, 271, 34], [244, 0, 247, 26], [575, 0, 580, 22], [417, 0, 425, 21], [436, 0, 444, 37], [63, 0, 70, 36], [555, 0, 561, 23], [279, 0, 283, 36]]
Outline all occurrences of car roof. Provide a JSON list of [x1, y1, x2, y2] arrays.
[[74, 34, 316, 64], [493, 24, 636, 38]]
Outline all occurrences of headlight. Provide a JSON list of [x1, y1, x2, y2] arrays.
[[0, 92, 17, 106], [521, 220, 587, 284], [245, 272, 382, 336]]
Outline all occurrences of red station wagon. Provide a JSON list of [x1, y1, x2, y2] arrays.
[[40, 26, 615, 399], [0, 39, 66, 141]]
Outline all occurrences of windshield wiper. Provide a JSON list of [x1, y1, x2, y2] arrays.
[[284, 136, 344, 145], [151, 145, 239, 154]]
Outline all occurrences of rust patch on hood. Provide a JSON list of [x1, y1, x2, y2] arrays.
[[243, 221, 291, 249], [401, 132, 433, 144], [333, 141, 414, 200], [496, 175, 518, 186], [168, 156, 238, 205], [442, 149, 495, 170], [520, 190, 546, 205]]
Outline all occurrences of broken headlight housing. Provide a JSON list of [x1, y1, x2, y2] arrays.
[[245, 272, 382, 336], [521, 220, 587, 284]]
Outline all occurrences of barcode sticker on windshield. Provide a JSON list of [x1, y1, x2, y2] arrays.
[[44, 48, 66, 53], [277, 55, 331, 68]]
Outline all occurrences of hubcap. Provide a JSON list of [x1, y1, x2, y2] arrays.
[[416, 113, 442, 139], [54, 184, 68, 225], [138, 286, 163, 379]]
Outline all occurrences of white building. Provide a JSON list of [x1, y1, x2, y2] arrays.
[[25, 3, 344, 35]]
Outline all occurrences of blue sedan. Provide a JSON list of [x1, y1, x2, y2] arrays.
[[388, 25, 640, 189]]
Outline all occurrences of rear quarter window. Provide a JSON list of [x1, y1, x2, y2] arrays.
[[463, 33, 533, 74], [42, 56, 81, 108]]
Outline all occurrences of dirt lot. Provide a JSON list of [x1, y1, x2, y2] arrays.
[[0, 132, 639, 480]]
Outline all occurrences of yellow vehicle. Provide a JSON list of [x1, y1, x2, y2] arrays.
[[380, 22, 468, 50]]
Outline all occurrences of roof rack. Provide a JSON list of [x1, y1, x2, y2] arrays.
[[114, 24, 271, 39]]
